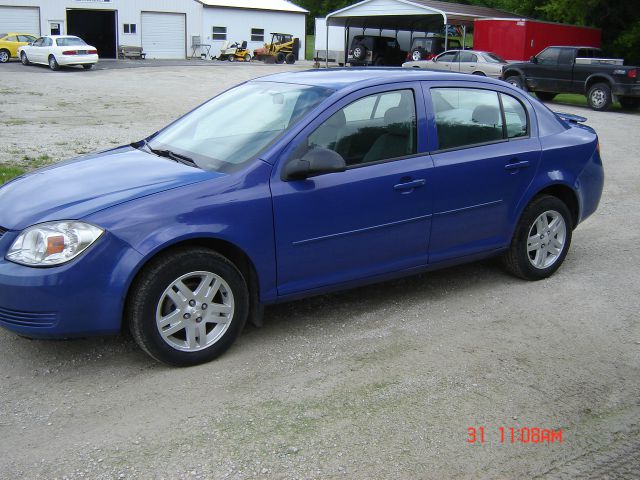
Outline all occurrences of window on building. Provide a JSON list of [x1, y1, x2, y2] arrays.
[[123, 24, 137, 34], [251, 28, 264, 42], [212, 26, 227, 41]]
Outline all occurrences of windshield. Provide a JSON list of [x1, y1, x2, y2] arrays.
[[56, 37, 87, 46], [147, 82, 333, 172]]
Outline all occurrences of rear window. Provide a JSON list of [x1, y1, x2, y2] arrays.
[[56, 37, 87, 47], [484, 52, 506, 63]]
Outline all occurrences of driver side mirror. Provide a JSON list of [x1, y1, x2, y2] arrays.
[[283, 148, 346, 181], [530, 56, 538, 64]]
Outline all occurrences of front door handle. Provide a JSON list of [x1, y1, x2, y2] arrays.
[[394, 179, 426, 191], [504, 159, 530, 171]]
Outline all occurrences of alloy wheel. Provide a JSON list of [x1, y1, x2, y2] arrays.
[[526, 210, 567, 269], [155, 271, 235, 352]]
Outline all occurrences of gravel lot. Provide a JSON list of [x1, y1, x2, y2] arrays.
[[0, 61, 639, 479]]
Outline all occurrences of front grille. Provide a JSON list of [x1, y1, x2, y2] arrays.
[[0, 306, 57, 328]]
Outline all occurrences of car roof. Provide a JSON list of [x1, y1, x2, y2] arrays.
[[253, 68, 506, 91]]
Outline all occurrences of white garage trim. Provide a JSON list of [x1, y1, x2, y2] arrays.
[[0, 6, 41, 35], [141, 11, 186, 59]]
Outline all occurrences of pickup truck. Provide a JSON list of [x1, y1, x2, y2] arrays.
[[502, 46, 640, 111]]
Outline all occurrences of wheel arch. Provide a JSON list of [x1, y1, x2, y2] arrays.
[[122, 236, 262, 331], [584, 74, 614, 93], [502, 68, 525, 80], [525, 183, 580, 230]]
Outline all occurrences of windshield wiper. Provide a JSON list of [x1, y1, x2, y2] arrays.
[[146, 146, 198, 168]]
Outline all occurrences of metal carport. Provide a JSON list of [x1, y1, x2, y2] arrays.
[[324, 0, 515, 66]]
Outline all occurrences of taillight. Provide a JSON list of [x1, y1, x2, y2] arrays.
[[425, 54, 435, 60], [627, 69, 637, 79], [88, 49, 97, 55], [62, 50, 78, 55], [596, 141, 600, 154]]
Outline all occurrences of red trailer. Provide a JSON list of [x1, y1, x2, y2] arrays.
[[473, 18, 601, 61]]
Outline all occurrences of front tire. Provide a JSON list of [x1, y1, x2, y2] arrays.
[[505, 75, 525, 90], [285, 53, 295, 64], [82, 64, 93, 70], [48, 55, 60, 71], [21, 52, 30, 65], [0, 49, 10, 63], [275, 52, 286, 64], [587, 82, 612, 111], [502, 195, 573, 281], [127, 248, 249, 366]]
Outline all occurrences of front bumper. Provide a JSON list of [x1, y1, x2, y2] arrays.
[[0, 229, 142, 338]]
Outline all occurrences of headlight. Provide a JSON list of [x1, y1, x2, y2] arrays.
[[6, 221, 104, 267]]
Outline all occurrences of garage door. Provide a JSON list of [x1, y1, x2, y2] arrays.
[[141, 12, 185, 59], [0, 6, 40, 35]]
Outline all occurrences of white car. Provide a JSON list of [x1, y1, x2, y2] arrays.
[[403, 50, 506, 78], [18, 35, 98, 71]]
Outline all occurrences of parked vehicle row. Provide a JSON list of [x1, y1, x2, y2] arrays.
[[2, 35, 100, 71], [0, 69, 604, 366]]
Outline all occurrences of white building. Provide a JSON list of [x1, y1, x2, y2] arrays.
[[0, 0, 307, 60], [200, 0, 307, 60]]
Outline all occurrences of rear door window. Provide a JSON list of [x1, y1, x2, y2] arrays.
[[431, 88, 504, 150], [431, 88, 530, 150]]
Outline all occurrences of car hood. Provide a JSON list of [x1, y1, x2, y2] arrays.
[[0, 146, 222, 231]]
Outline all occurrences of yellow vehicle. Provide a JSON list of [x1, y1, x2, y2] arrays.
[[0, 32, 38, 63], [217, 40, 251, 62], [253, 32, 300, 64]]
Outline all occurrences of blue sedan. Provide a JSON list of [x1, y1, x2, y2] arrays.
[[0, 69, 604, 366]]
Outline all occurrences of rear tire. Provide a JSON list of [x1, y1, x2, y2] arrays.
[[502, 195, 573, 281], [619, 97, 640, 110], [127, 248, 249, 366], [20, 52, 30, 65], [82, 64, 93, 70], [48, 55, 59, 71], [285, 53, 295, 64], [411, 49, 423, 61], [0, 49, 10, 63], [536, 92, 557, 101], [244, 54, 251, 62], [587, 82, 612, 111]]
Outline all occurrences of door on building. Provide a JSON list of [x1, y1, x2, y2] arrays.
[[50, 21, 63, 36], [66, 9, 117, 59], [141, 12, 186, 59], [0, 6, 41, 35]]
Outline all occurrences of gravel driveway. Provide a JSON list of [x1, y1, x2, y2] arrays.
[[0, 62, 638, 479]]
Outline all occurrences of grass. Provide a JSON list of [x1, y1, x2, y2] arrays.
[[0, 165, 25, 184], [306, 34, 314, 60], [539, 93, 639, 113], [1, 119, 27, 126]]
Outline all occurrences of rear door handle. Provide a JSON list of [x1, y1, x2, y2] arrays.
[[394, 179, 426, 191], [504, 159, 530, 171]]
